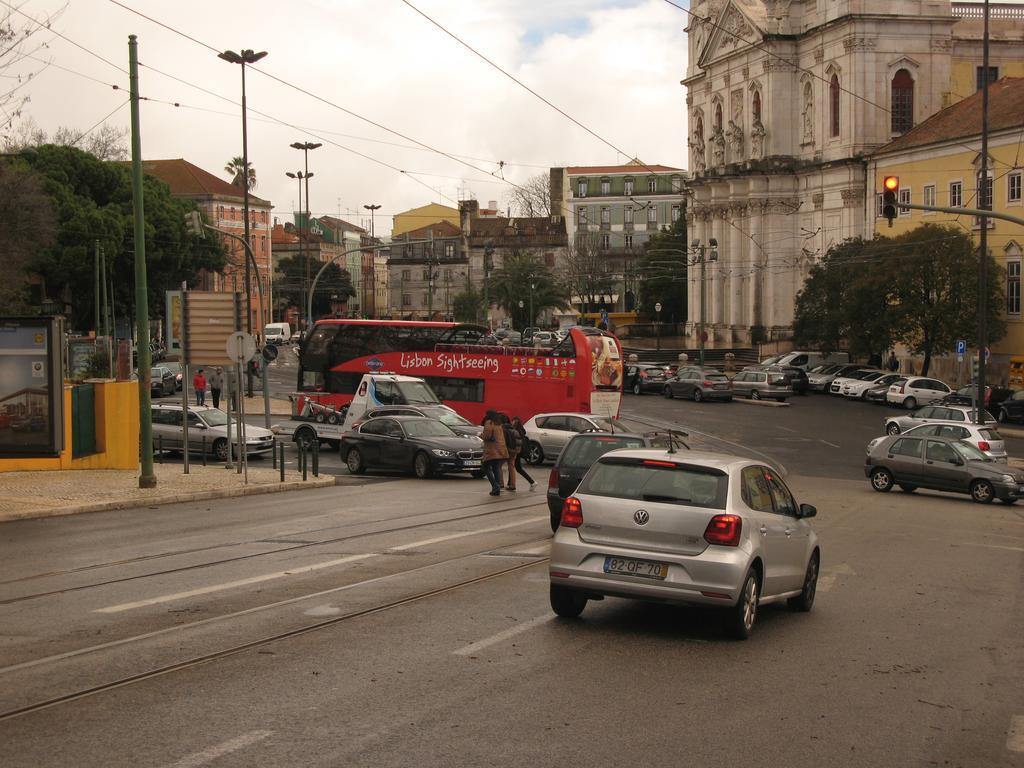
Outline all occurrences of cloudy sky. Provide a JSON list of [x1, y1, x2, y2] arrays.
[[9, 0, 690, 234]]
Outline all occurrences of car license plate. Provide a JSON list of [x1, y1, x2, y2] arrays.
[[714, 384, 728, 390], [603, 556, 668, 580], [464, 460, 481, 467]]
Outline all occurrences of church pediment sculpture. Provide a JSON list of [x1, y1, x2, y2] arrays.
[[698, 0, 764, 67]]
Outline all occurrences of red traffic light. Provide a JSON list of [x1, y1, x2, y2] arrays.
[[883, 176, 899, 192]]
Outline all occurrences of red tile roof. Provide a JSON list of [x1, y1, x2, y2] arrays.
[[876, 77, 1024, 155], [399, 220, 462, 239], [319, 216, 367, 235], [140, 158, 272, 206], [566, 162, 681, 175]]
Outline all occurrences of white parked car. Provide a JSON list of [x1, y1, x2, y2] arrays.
[[840, 371, 892, 398], [829, 368, 882, 395], [886, 376, 952, 409], [867, 421, 1007, 462]]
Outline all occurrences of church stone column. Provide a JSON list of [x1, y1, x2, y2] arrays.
[[747, 201, 764, 329], [729, 203, 746, 330]]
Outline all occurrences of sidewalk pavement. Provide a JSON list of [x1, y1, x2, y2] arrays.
[[242, 394, 293, 418], [0, 464, 334, 523]]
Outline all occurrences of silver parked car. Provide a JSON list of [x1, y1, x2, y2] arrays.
[[865, 435, 1024, 504], [730, 368, 792, 401], [867, 422, 1007, 462], [886, 375, 952, 409], [522, 412, 616, 465], [151, 404, 275, 460], [883, 404, 996, 436], [549, 449, 820, 639]]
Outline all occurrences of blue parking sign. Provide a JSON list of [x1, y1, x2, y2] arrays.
[[956, 339, 967, 356]]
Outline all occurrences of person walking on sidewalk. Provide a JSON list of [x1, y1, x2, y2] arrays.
[[208, 367, 224, 409], [502, 414, 522, 491], [192, 369, 207, 407], [509, 415, 536, 490], [480, 410, 508, 496]]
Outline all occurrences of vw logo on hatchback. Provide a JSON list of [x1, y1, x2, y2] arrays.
[[633, 509, 650, 526]]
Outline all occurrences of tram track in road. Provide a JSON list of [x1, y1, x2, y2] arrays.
[[0, 548, 550, 723], [0, 495, 547, 606]]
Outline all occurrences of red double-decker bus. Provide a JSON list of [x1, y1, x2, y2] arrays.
[[296, 320, 623, 424]]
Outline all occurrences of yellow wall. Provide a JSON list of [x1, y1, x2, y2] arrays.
[[871, 137, 1024, 356], [949, 60, 1024, 106], [0, 381, 140, 472], [391, 203, 460, 238]]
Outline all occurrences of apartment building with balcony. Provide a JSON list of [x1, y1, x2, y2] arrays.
[[550, 161, 686, 311]]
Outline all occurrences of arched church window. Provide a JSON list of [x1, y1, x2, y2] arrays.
[[752, 90, 761, 121], [829, 75, 840, 137], [891, 69, 914, 134], [714, 103, 723, 132]]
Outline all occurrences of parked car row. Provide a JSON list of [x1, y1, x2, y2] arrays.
[[627, 361, 802, 403]]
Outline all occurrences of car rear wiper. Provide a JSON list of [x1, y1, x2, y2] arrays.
[[641, 493, 690, 503]]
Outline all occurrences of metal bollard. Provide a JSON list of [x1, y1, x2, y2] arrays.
[[157, 435, 163, 463], [302, 442, 308, 481], [202, 436, 207, 467], [312, 439, 319, 478], [271, 438, 277, 470], [279, 442, 285, 483]]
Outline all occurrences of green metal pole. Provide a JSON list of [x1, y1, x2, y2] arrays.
[[130, 34, 156, 489], [94, 240, 101, 340]]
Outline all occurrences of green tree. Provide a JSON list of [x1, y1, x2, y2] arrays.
[[887, 224, 1004, 374], [561, 234, 615, 316], [485, 250, 568, 329], [276, 254, 354, 318], [452, 289, 483, 323], [638, 216, 688, 323], [0, 159, 56, 312], [17, 145, 226, 332], [225, 156, 256, 190]]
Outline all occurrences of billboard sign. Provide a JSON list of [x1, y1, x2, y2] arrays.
[[166, 290, 183, 356], [0, 317, 64, 457]]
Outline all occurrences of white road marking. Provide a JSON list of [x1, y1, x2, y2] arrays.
[[777, 426, 798, 434], [94, 515, 546, 614], [961, 542, 1024, 553], [453, 614, 551, 656], [819, 439, 841, 448], [160, 730, 273, 768], [1008, 715, 1024, 753]]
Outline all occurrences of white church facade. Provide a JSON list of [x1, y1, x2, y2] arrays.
[[682, 0, 1024, 346]]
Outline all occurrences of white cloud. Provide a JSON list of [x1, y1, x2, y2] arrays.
[[11, 0, 688, 232]]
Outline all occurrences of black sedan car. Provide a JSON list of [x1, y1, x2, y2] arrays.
[[996, 390, 1024, 423], [662, 366, 732, 402], [546, 431, 665, 530], [865, 375, 906, 404], [341, 416, 484, 479], [624, 363, 670, 395]]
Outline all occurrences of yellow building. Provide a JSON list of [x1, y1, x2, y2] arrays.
[[869, 77, 1024, 359], [391, 203, 460, 239]]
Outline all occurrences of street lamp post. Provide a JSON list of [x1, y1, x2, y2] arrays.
[[285, 170, 311, 324], [363, 204, 381, 239], [219, 47, 267, 398], [291, 142, 321, 328], [690, 238, 718, 366]]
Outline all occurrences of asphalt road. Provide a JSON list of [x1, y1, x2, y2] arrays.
[[20, 364, 1020, 766]]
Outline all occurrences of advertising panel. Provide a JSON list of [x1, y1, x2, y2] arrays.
[[0, 317, 64, 457]]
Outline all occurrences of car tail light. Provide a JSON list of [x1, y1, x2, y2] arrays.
[[704, 514, 742, 546], [978, 440, 990, 451], [548, 466, 559, 489], [561, 497, 583, 528], [702, 379, 713, 387]]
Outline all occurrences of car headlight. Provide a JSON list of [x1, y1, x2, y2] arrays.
[[1001, 474, 1016, 484], [432, 449, 453, 457]]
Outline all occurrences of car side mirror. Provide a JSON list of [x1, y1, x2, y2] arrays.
[[798, 503, 817, 519]]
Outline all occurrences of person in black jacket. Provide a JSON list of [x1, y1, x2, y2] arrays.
[[508, 415, 536, 490]]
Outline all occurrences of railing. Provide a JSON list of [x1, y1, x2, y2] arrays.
[[952, 3, 1024, 18]]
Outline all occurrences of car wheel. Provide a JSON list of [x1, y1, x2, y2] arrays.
[[727, 570, 760, 640], [314, 413, 326, 423], [886, 422, 901, 436], [663, 386, 673, 399], [212, 438, 230, 461], [346, 447, 366, 475], [526, 441, 544, 466], [295, 427, 317, 452], [550, 584, 587, 618], [631, 381, 642, 396], [787, 551, 819, 612], [870, 468, 894, 492], [413, 451, 433, 479], [750, 390, 761, 400], [693, 388, 703, 403], [903, 396, 917, 410], [898, 484, 917, 493], [970, 479, 995, 504], [327, 413, 340, 425]]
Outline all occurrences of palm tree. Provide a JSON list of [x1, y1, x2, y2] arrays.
[[486, 250, 568, 329], [224, 156, 256, 191]]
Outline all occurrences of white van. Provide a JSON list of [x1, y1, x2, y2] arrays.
[[264, 322, 292, 345], [775, 351, 850, 371]]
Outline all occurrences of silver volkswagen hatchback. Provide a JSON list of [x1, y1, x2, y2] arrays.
[[548, 449, 820, 639]]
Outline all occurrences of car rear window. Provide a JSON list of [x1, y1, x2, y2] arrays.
[[579, 458, 728, 509], [980, 428, 1001, 440], [560, 436, 645, 469]]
